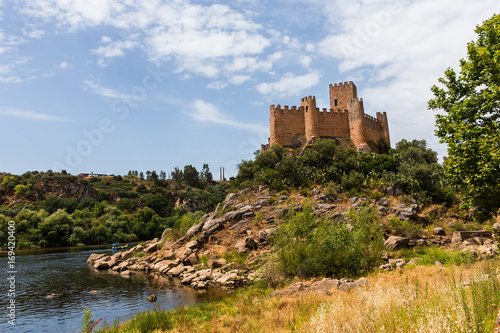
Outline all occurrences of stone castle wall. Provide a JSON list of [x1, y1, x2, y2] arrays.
[[264, 81, 390, 151]]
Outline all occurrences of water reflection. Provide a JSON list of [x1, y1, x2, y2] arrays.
[[0, 245, 228, 333]]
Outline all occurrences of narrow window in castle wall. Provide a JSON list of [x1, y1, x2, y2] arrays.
[[334, 100, 338, 107]]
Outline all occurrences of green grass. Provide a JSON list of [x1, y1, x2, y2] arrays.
[[395, 246, 477, 266], [96, 287, 271, 333]]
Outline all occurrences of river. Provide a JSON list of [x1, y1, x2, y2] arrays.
[[0, 245, 228, 333]]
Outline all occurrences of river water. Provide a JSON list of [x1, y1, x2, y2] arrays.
[[0, 245, 228, 333]]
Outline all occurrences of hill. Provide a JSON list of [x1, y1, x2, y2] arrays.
[[0, 168, 229, 249]]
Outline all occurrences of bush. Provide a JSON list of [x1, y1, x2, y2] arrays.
[[388, 216, 422, 238], [273, 206, 384, 278], [340, 171, 364, 193], [403, 247, 476, 266]]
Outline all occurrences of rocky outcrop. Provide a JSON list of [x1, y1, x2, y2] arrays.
[[384, 236, 409, 250], [85, 186, 500, 299], [453, 230, 492, 241], [270, 277, 369, 297]]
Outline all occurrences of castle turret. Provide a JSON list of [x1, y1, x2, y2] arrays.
[[302, 96, 319, 143], [376, 112, 391, 146], [330, 81, 357, 110], [347, 98, 368, 150], [269, 104, 278, 147]]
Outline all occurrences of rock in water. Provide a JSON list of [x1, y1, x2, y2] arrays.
[[146, 294, 157, 302]]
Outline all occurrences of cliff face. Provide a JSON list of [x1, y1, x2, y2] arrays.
[[0, 177, 98, 207]]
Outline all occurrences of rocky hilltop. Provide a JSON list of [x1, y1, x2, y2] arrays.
[[87, 185, 500, 292]]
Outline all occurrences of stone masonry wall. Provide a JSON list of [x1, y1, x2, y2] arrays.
[[266, 82, 390, 151], [270, 105, 305, 147]]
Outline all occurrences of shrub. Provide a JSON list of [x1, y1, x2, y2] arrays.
[[340, 171, 364, 193], [389, 216, 422, 238], [273, 206, 384, 278]]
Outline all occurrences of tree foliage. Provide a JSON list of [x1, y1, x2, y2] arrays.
[[428, 14, 500, 222]]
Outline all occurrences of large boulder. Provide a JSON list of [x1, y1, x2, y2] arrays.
[[154, 260, 176, 274], [216, 272, 239, 287], [163, 250, 175, 260], [244, 237, 258, 250], [384, 236, 410, 250], [225, 208, 252, 222], [309, 278, 340, 292], [185, 240, 199, 250], [433, 227, 446, 236], [202, 218, 226, 233], [453, 230, 492, 241], [185, 222, 204, 239], [144, 242, 158, 254], [224, 193, 238, 205], [121, 250, 134, 261], [207, 257, 227, 269], [161, 228, 173, 240], [184, 253, 199, 266], [258, 227, 277, 243], [86, 253, 107, 265], [396, 208, 417, 221], [168, 265, 186, 277], [94, 259, 110, 270]]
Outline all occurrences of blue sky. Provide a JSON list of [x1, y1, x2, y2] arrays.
[[0, 0, 499, 178]]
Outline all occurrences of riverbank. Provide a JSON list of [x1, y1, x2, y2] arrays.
[[85, 186, 500, 332], [95, 261, 500, 332], [0, 244, 227, 333]]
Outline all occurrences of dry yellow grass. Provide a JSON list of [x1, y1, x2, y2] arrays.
[[100, 262, 500, 333], [302, 263, 500, 333]]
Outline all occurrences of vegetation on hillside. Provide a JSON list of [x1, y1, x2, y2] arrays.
[[236, 138, 455, 207], [273, 206, 384, 279], [0, 165, 229, 250]]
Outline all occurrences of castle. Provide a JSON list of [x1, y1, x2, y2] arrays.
[[262, 81, 390, 152]]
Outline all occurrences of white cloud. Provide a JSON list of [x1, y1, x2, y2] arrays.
[[256, 72, 321, 97], [300, 56, 311, 67], [20, 0, 274, 78], [0, 107, 72, 122], [230, 75, 250, 85], [0, 57, 30, 83], [58, 61, 72, 69], [190, 100, 265, 132], [147, 28, 270, 61], [90, 39, 139, 66], [207, 81, 229, 90], [315, 0, 500, 156], [20, 0, 127, 31], [83, 80, 130, 99]]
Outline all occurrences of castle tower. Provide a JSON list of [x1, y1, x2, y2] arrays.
[[347, 98, 368, 150], [302, 96, 319, 142], [269, 104, 278, 147], [376, 112, 391, 146], [329, 81, 357, 110]]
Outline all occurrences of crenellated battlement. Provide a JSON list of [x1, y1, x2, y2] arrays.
[[267, 81, 390, 151], [330, 81, 355, 88], [364, 114, 382, 130]]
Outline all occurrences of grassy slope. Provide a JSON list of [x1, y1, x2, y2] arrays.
[[96, 261, 500, 333]]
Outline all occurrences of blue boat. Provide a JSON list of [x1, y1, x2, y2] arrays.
[[112, 243, 128, 252]]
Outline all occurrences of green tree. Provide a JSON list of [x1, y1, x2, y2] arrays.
[[183, 165, 199, 188], [428, 14, 500, 221], [200, 163, 213, 183]]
